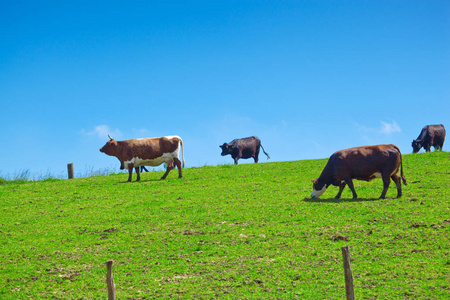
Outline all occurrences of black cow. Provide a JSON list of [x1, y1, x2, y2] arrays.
[[220, 136, 270, 164], [412, 124, 446, 153]]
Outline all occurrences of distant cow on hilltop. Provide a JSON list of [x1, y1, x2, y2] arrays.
[[412, 124, 446, 153], [311, 144, 407, 199], [100, 135, 184, 182], [220, 136, 270, 165]]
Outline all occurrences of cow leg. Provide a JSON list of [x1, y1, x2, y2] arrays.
[[345, 179, 357, 199], [234, 151, 242, 164], [127, 164, 134, 182], [161, 159, 174, 180], [391, 174, 402, 198], [335, 182, 347, 199], [379, 174, 391, 199], [173, 158, 183, 178], [160, 166, 172, 180], [135, 167, 140, 182], [254, 148, 260, 163]]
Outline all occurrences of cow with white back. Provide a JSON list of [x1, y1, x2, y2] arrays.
[[311, 144, 407, 199], [100, 135, 184, 182], [412, 124, 446, 153], [220, 136, 270, 164]]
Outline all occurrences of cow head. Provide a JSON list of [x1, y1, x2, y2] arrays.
[[100, 136, 119, 156], [311, 178, 328, 198], [219, 143, 235, 156], [411, 140, 422, 153]]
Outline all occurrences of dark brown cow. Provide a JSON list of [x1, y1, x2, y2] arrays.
[[311, 144, 407, 199], [100, 135, 184, 182], [412, 124, 446, 153], [220, 136, 270, 164]]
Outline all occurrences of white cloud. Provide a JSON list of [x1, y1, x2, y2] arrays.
[[379, 121, 401, 135], [81, 125, 122, 139], [353, 120, 401, 135]]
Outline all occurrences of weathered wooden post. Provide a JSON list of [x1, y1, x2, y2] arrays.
[[341, 246, 355, 300], [67, 163, 74, 179], [106, 260, 116, 300]]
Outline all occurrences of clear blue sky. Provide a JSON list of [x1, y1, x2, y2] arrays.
[[1, 1, 449, 179]]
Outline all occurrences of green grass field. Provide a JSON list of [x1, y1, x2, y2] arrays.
[[1, 151, 449, 299]]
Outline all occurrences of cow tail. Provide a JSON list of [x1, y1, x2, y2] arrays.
[[260, 144, 270, 160], [401, 158, 407, 185], [180, 138, 185, 168], [398, 147, 407, 186]]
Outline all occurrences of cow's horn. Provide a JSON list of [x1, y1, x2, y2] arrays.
[[108, 135, 113, 140]]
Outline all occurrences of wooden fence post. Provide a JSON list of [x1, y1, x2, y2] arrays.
[[106, 260, 116, 300], [67, 163, 74, 179], [341, 246, 355, 300]]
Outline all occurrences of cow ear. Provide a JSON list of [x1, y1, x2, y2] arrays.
[[311, 179, 318, 184], [231, 145, 235, 149]]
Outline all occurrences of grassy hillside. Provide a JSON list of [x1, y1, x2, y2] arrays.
[[1, 152, 449, 299]]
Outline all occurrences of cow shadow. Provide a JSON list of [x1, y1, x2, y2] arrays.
[[303, 197, 382, 203], [138, 179, 163, 183], [116, 178, 162, 184]]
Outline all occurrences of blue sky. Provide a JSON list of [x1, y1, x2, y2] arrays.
[[1, 1, 449, 179]]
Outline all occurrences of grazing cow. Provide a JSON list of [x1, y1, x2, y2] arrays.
[[412, 124, 446, 153], [311, 144, 407, 199], [100, 135, 185, 182], [220, 136, 270, 164]]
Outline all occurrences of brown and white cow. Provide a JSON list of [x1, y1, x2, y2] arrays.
[[412, 124, 446, 153], [311, 144, 407, 199], [100, 135, 185, 182]]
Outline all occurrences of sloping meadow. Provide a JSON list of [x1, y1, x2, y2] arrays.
[[0, 152, 449, 299]]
